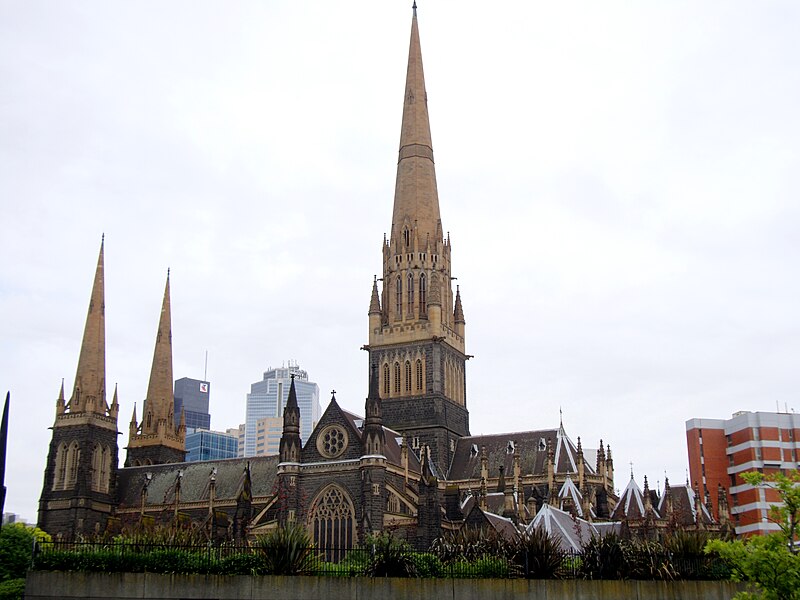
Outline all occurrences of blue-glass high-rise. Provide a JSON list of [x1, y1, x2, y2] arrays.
[[173, 377, 211, 432], [244, 362, 320, 457]]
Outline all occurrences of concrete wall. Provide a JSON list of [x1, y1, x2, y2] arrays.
[[26, 572, 746, 600]]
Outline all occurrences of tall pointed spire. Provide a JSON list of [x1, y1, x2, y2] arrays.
[[143, 271, 173, 431], [125, 271, 184, 466], [0, 392, 9, 517], [391, 3, 442, 248], [69, 237, 106, 414]]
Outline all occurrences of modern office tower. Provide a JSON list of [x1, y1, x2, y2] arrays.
[[687, 410, 800, 536], [227, 425, 245, 458], [174, 377, 211, 432], [243, 361, 320, 457], [185, 429, 238, 462]]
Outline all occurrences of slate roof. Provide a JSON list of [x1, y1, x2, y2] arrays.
[[117, 455, 279, 508], [447, 425, 598, 480], [658, 484, 715, 527], [611, 475, 660, 520], [526, 504, 597, 552]]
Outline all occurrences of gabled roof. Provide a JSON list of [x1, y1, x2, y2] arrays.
[[558, 476, 584, 517], [611, 476, 660, 520], [658, 484, 715, 526], [447, 427, 598, 480], [526, 504, 597, 552]]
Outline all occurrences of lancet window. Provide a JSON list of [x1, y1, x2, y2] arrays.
[[309, 485, 355, 561]]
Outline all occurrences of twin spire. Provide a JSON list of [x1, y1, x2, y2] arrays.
[[57, 237, 183, 459]]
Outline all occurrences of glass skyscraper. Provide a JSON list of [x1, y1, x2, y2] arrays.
[[185, 429, 238, 462], [243, 361, 321, 457], [173, 377, 212, 432]]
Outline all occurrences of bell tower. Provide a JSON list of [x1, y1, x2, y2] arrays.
[[366, 4, 469, 470], [38, 238, 120, 538]]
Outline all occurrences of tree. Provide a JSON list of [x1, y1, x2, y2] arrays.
[[741, 471, 800, 552], [706, 469, 800, 600]]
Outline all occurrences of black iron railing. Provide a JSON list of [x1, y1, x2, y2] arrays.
[[30, 541, 730, 580]]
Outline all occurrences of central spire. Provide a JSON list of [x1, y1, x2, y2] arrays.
[[391, 4, 442, 251]]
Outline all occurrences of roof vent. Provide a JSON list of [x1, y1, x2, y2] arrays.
[[507, 440, 515, 454], [538, 438, 547, 451], [354, 419, 364, 430], [470, 443, 479, 457]]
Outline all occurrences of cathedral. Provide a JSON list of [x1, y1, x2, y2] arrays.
[[38, 6, 629, 547]]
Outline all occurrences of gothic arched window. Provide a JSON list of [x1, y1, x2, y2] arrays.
[[403, 228, 410, 248], [395, 277, 402, 318], [407, 273, 414, 315], [393, 362, 401, 394], [67, 441, 80, 488], [53, 443, 68, 490], [383, 363, 390, 396], [309, 485, 355, 561], [419, 273, 427, 316], [416, 359, 423, 392], [404, 361, 412, 393]]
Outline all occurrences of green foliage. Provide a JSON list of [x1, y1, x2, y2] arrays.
[[0, 523, 49, 582], [430, 527, 513, 563], [580, 534, 628, 580], [515, 527, 565, 579], [741, 471, 800, 552], [0, 578, 25, 600], [253, 523, 315, 575], [707, 535, 800, 600], [363, 533, 417, 577], [411, 553, 445, 578], [705, 469, 800, 599]]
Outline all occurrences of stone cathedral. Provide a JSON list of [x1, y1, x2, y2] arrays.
[[37, 7, 625, 547]]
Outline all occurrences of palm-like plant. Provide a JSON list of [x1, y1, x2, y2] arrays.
[[254, 523, 315, 575]]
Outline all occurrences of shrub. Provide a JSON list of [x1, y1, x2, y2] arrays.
[[515, 527, 565, 579], [364, 533, 417, 577], [412, 553, 445, 578], [580, 534, 628, 580], [0, 523, 49, 582], [0, 579, 25, 600], [254, 524, 315, 575]]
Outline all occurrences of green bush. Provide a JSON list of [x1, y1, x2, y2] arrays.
[[218, 553, 264, 576], [515, 527, 565, 579], [0, 579, 25, 600], [0, 523, 46, 582], [254, 524, 315, 575], [580, 534, 628, 580], [412, 553, 445, 578], [363, 533, 417, 577]]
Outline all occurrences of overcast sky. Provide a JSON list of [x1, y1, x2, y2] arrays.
[[1, 1, 799, 522]]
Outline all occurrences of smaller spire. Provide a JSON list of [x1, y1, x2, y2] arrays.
[[369, 276, 381, 314], [286, 374, 299, 410], [453, 285, 465, 323], [129, 402, 137, 426]]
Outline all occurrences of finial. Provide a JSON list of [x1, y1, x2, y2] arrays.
[[101, 232, 105, 243], [167, 267, 170, 280], [630, 461, 634, 479], [412, 1, 417, 17], [290, 373, 295, 381], [331, 389, 337, 400], [559, 406, 563, 428]]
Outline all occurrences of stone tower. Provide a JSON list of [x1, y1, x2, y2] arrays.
[[125, 272, 186, 466], [367, 4, 469, 470], [38, 238, 120, 538]]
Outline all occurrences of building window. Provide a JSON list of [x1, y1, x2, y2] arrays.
[[415, 359, 423, 391], [383, 363, 390, 396], [393, 362, 401, 394], [67, 441, 80, 488], [407, 273, 414, 314], [403, 227, 410, 248], [53, 443, 68, 490], [419, 273, 426, 315], [309, 485, 355, 560], [395, 277, 402, 318], [404, 361, 412, 393]]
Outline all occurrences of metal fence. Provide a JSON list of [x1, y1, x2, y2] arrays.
[[31, 541, 730, 580]]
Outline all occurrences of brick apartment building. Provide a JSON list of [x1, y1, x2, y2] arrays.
[[686, 411, 800, 536]]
